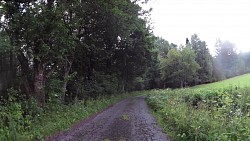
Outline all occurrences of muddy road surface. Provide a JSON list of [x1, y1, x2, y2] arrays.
[[47, 96, 170, 141]]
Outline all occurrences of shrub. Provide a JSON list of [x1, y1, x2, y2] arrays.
[[147, 87, 250, 141]]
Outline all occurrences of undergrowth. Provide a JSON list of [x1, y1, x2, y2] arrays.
[[0, 91, 142, 141], [146, 86, 250, 141]]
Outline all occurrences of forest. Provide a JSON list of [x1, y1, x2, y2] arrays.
[[0, 0, 250, 140]]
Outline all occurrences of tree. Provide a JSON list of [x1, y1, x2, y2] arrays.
[[180, 45, 200, 87], [191, 34, 213, 84], [1, 1, 77, 105], [161, 45, 199, 88], [215, 40, 238, 78], [154, 37, 171, 58], [0, 31, 16, 95], [160, 48, 181, 88], [68, 0, 155, 93], [0, 0, 164, 105], [144, 47, 161, 89], [239, 52, 250, 73]]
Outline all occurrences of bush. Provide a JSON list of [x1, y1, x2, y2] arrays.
[[0, 88, 42, 140], [146, 87, 250, 141]]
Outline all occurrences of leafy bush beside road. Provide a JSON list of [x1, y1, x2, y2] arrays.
[[147, 86, 250, 141]]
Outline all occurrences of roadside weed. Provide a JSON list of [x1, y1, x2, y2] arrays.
[[147, 87, 250, 141]]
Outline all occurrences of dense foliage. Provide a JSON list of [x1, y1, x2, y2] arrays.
[[0, 0, 156, 104], [0, 0, 156, 139]]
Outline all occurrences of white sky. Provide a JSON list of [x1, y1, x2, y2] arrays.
[[142, 0, 250, 54]]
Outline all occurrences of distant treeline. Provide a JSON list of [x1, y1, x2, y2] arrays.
[[158, 35, 250, 88], [0, 0, 249, 106]]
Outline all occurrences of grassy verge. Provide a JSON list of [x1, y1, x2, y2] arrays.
[[192, 73, 250, 89], [146, 87, 250, 141], [16, 92, 142, 141]]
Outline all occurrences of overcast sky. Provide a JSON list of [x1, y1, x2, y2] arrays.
[[142, 0, 250, 54]]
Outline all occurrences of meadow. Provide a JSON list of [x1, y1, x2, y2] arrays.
[[192, 73, 250, 89], [146, 73, 250, 141]]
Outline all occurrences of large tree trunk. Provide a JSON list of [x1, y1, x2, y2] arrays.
[[180, 80, 184, 88], [9, 50, 17, 88], [33, 63, 45, 107], [18, 52, 46, 106], [122, 83, 125, 92], [61, 61, 72, 104], [17, 52, 34, 99]]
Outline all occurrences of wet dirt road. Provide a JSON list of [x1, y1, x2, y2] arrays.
[[47, 96, 170, 141]]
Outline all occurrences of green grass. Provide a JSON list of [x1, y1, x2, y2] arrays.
[[33, 92, 143, 141], [1, 92, 143, 141], [20, 98, 117, 141], [193, 73, 250, 89], [146, 73, 250, 141]]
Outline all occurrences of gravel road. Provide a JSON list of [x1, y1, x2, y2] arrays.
[[47, 96, 170, 141]]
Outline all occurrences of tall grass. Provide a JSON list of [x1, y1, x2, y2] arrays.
[[147, 74, 250, 141]]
